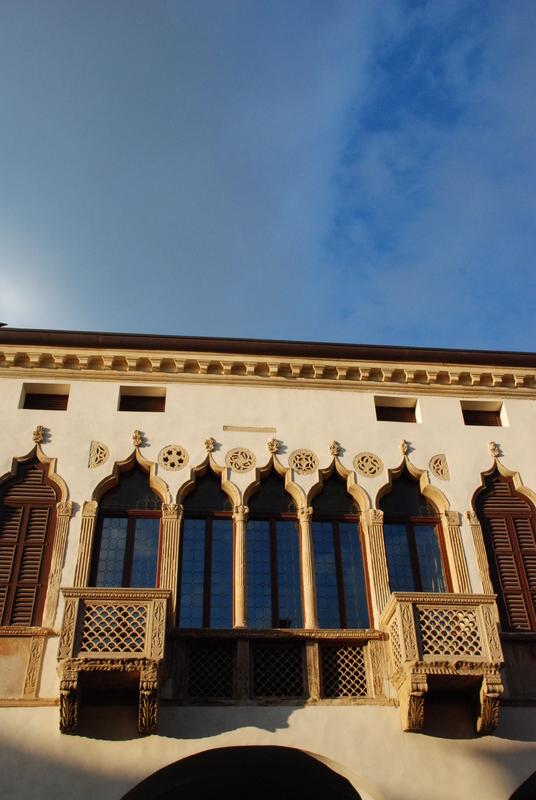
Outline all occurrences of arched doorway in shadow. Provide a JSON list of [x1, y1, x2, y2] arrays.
[[510, 770, 536, 800], [121, 746, 362, 800]]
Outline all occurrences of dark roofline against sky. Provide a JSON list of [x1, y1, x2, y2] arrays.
[[0, 327, 535, 370]]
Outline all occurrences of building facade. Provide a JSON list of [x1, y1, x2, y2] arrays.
[[0, 327, 535, 800]]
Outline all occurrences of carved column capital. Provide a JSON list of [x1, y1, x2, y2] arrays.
[[441, 510, 460, 527], [56, 501, 73, 518], [465, 511, 479, 526], [362, 508, 383, 525], [297, 506, 313, 524], [81, 500, 98, 518], [232, 504, 249, 523], [162, 503, 183, 520]]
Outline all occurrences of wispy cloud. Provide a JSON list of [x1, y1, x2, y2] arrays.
[[0, 1, 534, 350]]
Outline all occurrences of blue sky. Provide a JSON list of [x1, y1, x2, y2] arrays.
[[0, 0, 535, 350]]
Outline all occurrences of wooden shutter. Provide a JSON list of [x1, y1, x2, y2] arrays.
[[0, 461, 57, 626], [479, 476, 536, 630]]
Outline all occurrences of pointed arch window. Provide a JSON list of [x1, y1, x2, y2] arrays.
[[0, 458, 58, 626], [311, 475, 370, 629], [475, 470, 536, 631], [178, 470, 234, 629], [380, 468, 449, 593], [246, 470, 301, 629], [90, 465, 162, 589]]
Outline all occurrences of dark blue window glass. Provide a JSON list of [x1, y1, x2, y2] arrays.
[[277, 520, 302, 628], [247, 520, 272, 629], [96, 517, 128, 587], [130, 518, 160, 588], [179, 519, 205, 628], [210, 519, 233, 628], [415, 525, 446, 592], [384, 523, 414, 592], [340, 522, 369, 628], [313, 522, 339, 628]]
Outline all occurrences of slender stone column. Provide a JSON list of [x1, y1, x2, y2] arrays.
[[43, 500, 73, 627], [297, 507, 318, 629], [159, 503, 183, 620], [233, 504, 249, 628], [73, 501, 98, 587], [440, 510, 471, 593], [361, 509, 391, 626], [465, 511, 494, 595]]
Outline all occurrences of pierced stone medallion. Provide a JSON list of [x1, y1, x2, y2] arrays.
[[429, 454, 450, 481], [354, 452, 383, 478], [158, 445, 189, 471], [88, 441, 110, 469], [288, 449, 319, 475], [226, 447, 256, 473]]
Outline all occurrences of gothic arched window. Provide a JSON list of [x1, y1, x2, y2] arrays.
[[178, 469, 233, 629], [90, 465, 162, 589], [475, 469, 536, 631], [0, 458, 58, 626], [311, 475, 369, 629], [246, 470, 301, 629], [380, 468, 448, 593]]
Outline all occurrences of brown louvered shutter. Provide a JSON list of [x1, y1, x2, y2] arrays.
[[0, 461, 57, 626], [478, 474, 536, 631]]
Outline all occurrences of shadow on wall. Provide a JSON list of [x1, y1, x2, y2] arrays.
[[78, 702, 297, 741], [510, 770, 536, 800], [119, 745, 362, 800]]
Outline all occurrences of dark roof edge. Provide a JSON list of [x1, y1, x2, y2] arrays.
[[0, 327, 535, 369]]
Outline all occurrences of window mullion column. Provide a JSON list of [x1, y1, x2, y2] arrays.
[[233, 504, 249, 628], [297, 507, 318, 629]]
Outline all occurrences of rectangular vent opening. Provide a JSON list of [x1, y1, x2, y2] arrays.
[[461, 401, 504, 427], [374, 396, 418, 423], [118, 387, 166, 413], [21, 384, 70, 410]]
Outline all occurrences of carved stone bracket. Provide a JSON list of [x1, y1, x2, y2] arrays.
[[394, 669, 428, 732], [477, 670, 504, 734]]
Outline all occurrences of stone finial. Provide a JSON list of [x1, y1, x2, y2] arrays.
[[267, 437, 279, 454], [399, 439, 409, 456], [32, 425, 45, 444], [132, 430, 143, 447], [489, 441, 500, 458], [329, 440, 340, 456], [204, 436, 215, 453]]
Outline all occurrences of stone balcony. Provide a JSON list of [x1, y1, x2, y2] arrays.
[[57, 588, 171, 734], [380, 592, 504, 734]]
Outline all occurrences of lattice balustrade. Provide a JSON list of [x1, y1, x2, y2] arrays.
[[187, 643, 234, 699], [418, 606, 483, 657], [380, 593, 504, 735], [252, 645, 305, 698], [321, 646, 368, 698], [79, 603, 148, 653]]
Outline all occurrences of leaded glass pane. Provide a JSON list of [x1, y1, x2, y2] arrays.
[[379, 469, 437, 517], [99, 467, 162, 511], [179, 519, 205, 628], [277, 520, 302, 628], [384, 524, 414, 592], [131, 517, 160, 588], [210, 519, 233, 628], [312, 522, 340, 628], [96, 517, 128, 587], [340, 522, 369, 628], [415, 525, 446, 592], [247, 520, 272, 629]]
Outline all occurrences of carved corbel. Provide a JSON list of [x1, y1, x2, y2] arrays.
[[297, 507, 318, 629], [59, 667, 79, 734], [233, 504, 249, 628], [139, 662, 159, 734], [397, 670, 428, 732], [440, 510, 471, 593], [73, 501, 99, 587], [476, 671, 503, 734]]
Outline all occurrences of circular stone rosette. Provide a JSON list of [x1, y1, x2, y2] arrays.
[[288, 449, 319, 475], [353, 452, 384, 478], [158, 445, 189, 471], [225, 447, 256, 474]]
